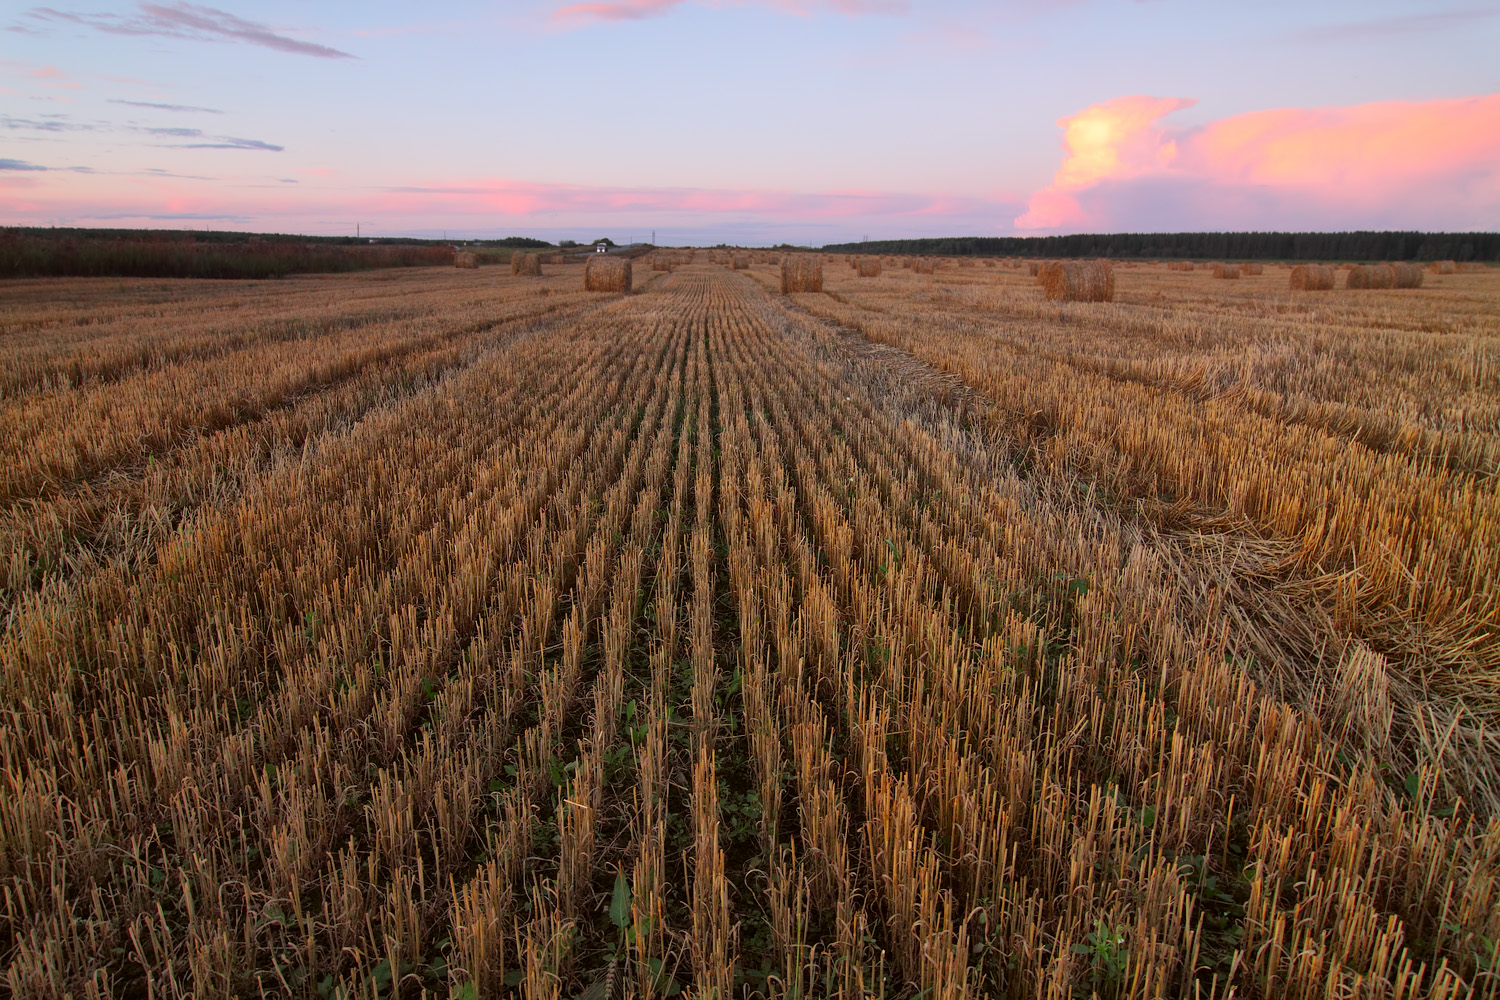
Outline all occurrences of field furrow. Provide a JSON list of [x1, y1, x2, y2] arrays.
[[1, 258, 1496, 999]]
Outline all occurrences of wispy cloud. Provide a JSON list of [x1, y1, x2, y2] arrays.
[[110, 98, 223, 113], [24, 3, 355, 58], [139, 167, 215, 179], [89, 211, 252, 221], [120, 125, 280, 150], [379, 176, 1005, 221], [1287, 6, 1500, 43], [1016, 93, 1500, 232], [0, 59, 82, 89], [0, 112, 280, 150], [553, 0, 684, 23], [552, 0, 905, 25], [1, 113, 97, 131], [0, 157, 94, 172]]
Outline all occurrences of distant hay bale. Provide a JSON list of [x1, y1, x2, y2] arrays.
[[781, 255, 823, 293], [959, 259, 975, 268], [1289, 265, 1334, 290], [983, 259, 996, 267], [454, 252, 479, 269], [901, 258, 913, 269], [1430, 260, 1456, 274], [856, 258, 882, 278], [1460, 261, 1485, 272], [1392, 262, 1424, 288], [1212, 263, 1241, 279], [584, 255, 631, 292], [1347, 264, 1395, 289], [1026, 261, 1040, 276], [1242, 262, 1263, 275], [731, 255, 749, 270], [1037, 260, 1115, 302], [651, 258, 674, 272], [913, 258, 935, 275], [511, 252, 541, 276]]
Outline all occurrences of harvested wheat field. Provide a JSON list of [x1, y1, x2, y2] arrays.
[[1, 258, 1498, 999]]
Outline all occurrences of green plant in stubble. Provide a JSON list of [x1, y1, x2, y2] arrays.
[[1073, 919, 1129, 998]]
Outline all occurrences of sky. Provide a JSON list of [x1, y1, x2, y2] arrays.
[[2, 0, 1498, 244]]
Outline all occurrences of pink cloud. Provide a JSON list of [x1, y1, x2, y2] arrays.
[[0, 60, 83, 89], [553, 0, 683, 21], [377, 177, 995, 219], [0, 169, 1018, 237], [1016, 93, 1500, 232], [552, 0, 904, 24]]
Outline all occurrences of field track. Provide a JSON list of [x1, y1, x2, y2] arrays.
[[2, 259, 1498, 998]]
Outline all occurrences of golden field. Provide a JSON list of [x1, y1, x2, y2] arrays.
[[1, 256, 1497, 999]]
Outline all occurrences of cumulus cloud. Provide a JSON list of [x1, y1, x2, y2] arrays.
[[1016, 93, 1500, 232], [25, 3, 354, 58]]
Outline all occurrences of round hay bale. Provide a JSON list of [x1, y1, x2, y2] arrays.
[[1212, 263, 1241, 279], [650, 257, 674, 272], [857, 258, 882, 278], [511, 252, 542, 276], [584, 255, 631, 293], [731, 255, 749, 270], [1026, 261, 1040, 276], [781, 255, 823, 294], [913, 258, 935, 275], [454, 252, 479, 269], [1242, 262, 1264, 276], [1289, 265, 1335, 291], [1391, 262, 1424, 288], [1429, 260, 1457, 274], [1037, 260, 1115, 302]]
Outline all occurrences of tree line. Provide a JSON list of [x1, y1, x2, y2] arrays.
[[821, 231, 1500, 261]]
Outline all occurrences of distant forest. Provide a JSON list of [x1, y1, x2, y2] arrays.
[[4, 228, 553, 248], [821, 232, 1500, 261]]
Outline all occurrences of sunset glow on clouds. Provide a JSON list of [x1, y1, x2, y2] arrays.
[[551, 0, 906, 25], [2, 1, 1497, 241], [1017, 94, 1500, 232]]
